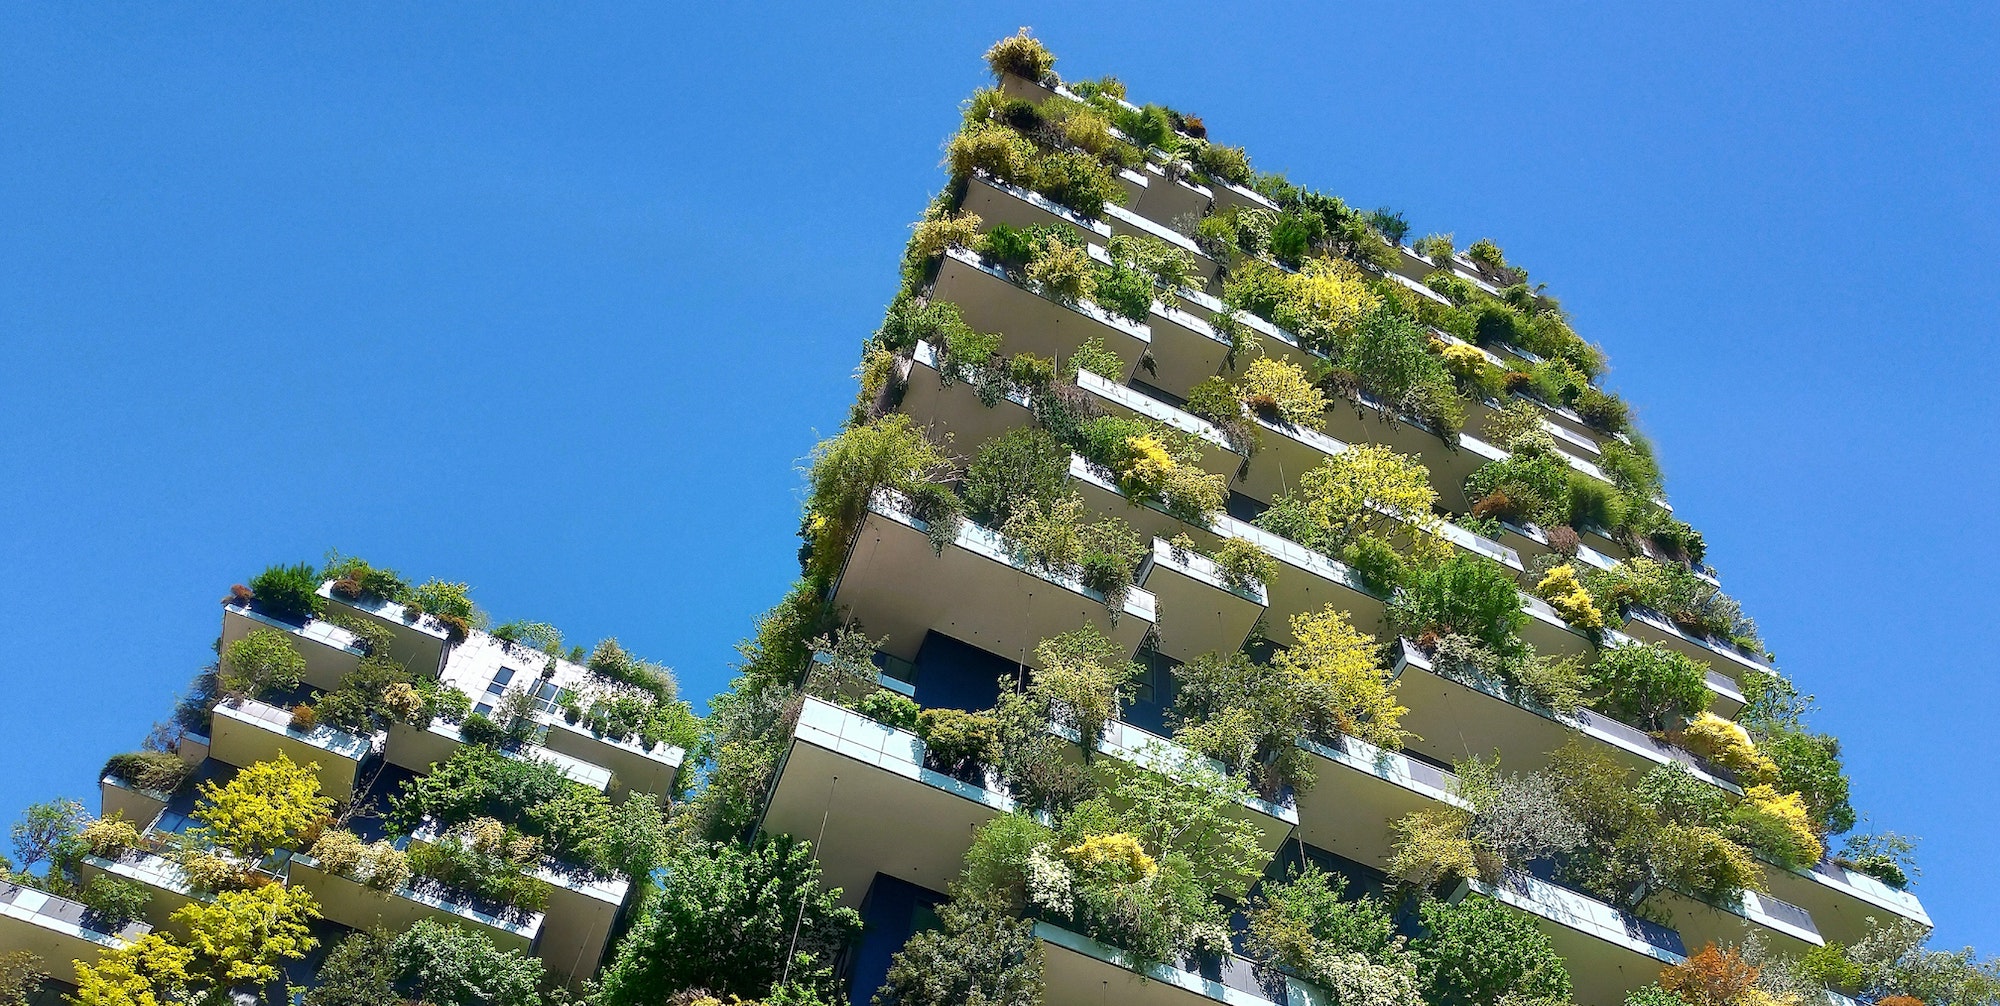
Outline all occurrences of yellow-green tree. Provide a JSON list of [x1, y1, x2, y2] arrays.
[[1274, 605, 1408, 749], [192, 752, 334, 859], [68, 932, 194, 1006], [174, 882, 321, 990]]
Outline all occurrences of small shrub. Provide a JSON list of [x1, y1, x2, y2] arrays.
[[1388, 807, 1477, 889], [1237, 357, 1327, 429], [78, 874, 150, 928], [459, 713, 506, 747], [1065, 336, 1126, 381], [102, 751, 194, 793], [1212, 538, 1278, 592], [219, 628, 308, 699], [917, 708, 1000, 777], [1024, 234, 1095, 304], [854, 691, 921, 731], [1534, 564, 1604, 633], [984, 29, 1055, 82], [1729, 785, 1824, 868], [1681, 712, 1779, 784], [289, 703, 317, 732], [1660, 944, 1760, 1006], [248, 562, 325, 623], [1390, 554, 1528, 655], [1591, 643, 1709, 732], [78, 815, 143, 859]]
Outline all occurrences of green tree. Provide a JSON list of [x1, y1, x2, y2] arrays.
[[874, 901, 1044, 1006], [1592, 643, 1708, 731], [68, 932, 194, 1006], [963, 427, 1070, 525], [173, 882, 320, 991], [0, 951, 45, 1006], [389, 918, 545, 1006], [1390, 555, 1527, 656], [191, 752, 334, 859], [597, 836, 862, 1006], [9, 797, 85, 873], [218, 629, 308, 698], [1411, 896, 1572, 1006], [301, 929, 395, 1006]]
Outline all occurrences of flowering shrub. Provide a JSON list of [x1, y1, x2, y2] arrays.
[[1729, 785, 1824, 868], [1682, 712, 1779, 785], [1238, 357, 1328, 428], [1062, 833, 1157, 880]]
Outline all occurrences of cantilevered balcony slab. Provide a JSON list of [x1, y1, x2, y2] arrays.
[[1290, 734, 1469, 871], [1137, 538, 1267, 662], [1758, 857, 1931, 947], [833, 490, 1157, 667], [1315, 399, 1511, 515], [77, 852, 198, 934], [1456, 877, 1685, 1006], [1208, 517, 1387, 643], [100, 775, 171, 832], [1464, 394, 1606, 458], [403, 823, 627, 981], [537, 717, 683, 803], [0, 882, 150, 985], [1233, 411, 1353, 506], [383, 718, 613, 792], [1104, 203, 1221, 281], [1210, 176, 1278, 216], [1132, 162, 1212, 225], [1648, 886, 1822, 960], [1143, 301, 1240, 395], [1038, 919, 1319, 1006], [935, 247, 1151, 380], [1520, 592, 1597, 662], [1068, 455, 1220, 549], [1391, 643, 1742, 796], [964, 171, 1116, 243], [1617, 609, 1767, 704], [1172, 288, 1325, 378], [317, 583, 451, 678], [760, 697, 1013, 907], [222, 603, 363, 692], [287, 850, 541, 955], [209, 697, 378, 802]]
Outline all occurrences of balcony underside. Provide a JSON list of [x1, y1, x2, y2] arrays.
[[1291, 738, 1463, 872], [1646, 888, 1821, 960], [761, 700, 1009, 908], [833, 502, 1155, 668], [1760, 860, 1930, 947], [1137, 543, 1265, 663]]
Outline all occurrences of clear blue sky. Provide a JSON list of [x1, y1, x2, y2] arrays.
[[4, 4, 1994, 951]]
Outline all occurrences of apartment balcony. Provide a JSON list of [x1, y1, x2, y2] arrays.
[[1067, 719, 1298, 859], [1037, 919, 1324, 1006], [1463, 393, 1607, 459], [934, 246, 1152, 379], [1067, 455, 1219, 549], [1079, 371, 1244, 481], [402, 823, 629, 981], [221, 602, 363, 692], [77, 850, 200, 934], [286, 849, 542, 956], [1391, 642, 1743, 796], [316, 582, 451, 678], [1617, 607, 1769, 701], [1208, 517, 1388, 645], [960, 173, 1222, 287], [1315, 398, 1512, 515], [383, 718, 613, 792], [1647, 885, 1823, 959], [1758, 856, 1932, 948], [1210, 175, 1278, 217], [1171, 287, 1325, 378], [1289, 734, 1470, 872], [0, 881, 151, 985], [1497, 520, 1629, 575], [209, 696, 379, 802], [1128, 162, 1213, 227], [760, 697, 1014, 907], [538, 716, 684, 803], [1138, 537, 1268, 663], [99, 774, 171, 833], [831, 489, 1157, 668], [1455, 875, 1685, 1006]]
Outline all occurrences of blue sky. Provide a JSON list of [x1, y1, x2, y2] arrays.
[[3, 4, 1994, 951]]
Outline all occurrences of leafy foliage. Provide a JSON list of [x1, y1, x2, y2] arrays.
[[219, 628, 308, 699], [1593, 643, 1711, 731], [192, 752, 333, 859], [247, 562, 324, 623], [390, 918, 546, 1006], [1411, 896, 1571, 1006], [875, 900, 1044, 1006]]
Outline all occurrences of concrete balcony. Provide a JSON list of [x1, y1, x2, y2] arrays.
[[1290, 734, 1469, 872], [287, 849, 542, 956], [935, 246, 1152, 381], [1038, 919, 1323, 1006], [1390, 642, 1743, 796], [1648, 885, 1822, 960], [1078, 370, 1243, 480], [959, 173, 1220, 285], [76, 850, 198, 935], [760, 697, 1014, 907], [209, 697, 379, 802], [1617, 608, 1769, 702], [0, 881, 151, 985], [1464, 394, 1606, 459], [1171, 287, 1325, 378], [833, 489, 1157, 668], [1104, 202, 1221, 282], [99, 774, 171, 832], [221, 602, 363, 692], [537, 716, 684, 803], [1455, 875, 1685, 1006], [1207, 517, 1387, 645], [1759, 856, 1931, 948], [384, 718, 613, 792], [402, 824, 628, 981], [1138, 537, 1267, 662], [1315, 396, 1512, 515], [1067, 455, 1221, 548], [1131, 162, 1213, 226], [1210, 176, 1278, 216], [317, 582, 451, 678]]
